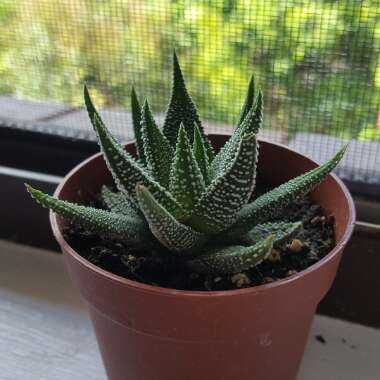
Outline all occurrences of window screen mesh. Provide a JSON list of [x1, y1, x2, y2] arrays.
[[1, 1, 379, 185]]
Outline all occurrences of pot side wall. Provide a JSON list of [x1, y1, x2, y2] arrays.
[[53, 135, 355, 380]]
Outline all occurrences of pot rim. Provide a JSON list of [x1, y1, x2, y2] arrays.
[[51, 134, 356, 298]]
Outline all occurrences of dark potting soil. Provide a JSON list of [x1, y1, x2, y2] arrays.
[[64, 190, 335, 291]]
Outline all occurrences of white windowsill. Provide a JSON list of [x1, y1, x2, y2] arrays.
[[0, 240, 378, 380]]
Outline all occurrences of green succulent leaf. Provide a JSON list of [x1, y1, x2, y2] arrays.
[[84, 85, 185, 219], [192, 124, 210, 184], [26, 184, 148, 245], [136, 185, 204, 253], [141, 100, 173, 187], [169, 125, 205, 213], [237, 75, 255, 126], [242, 221, 302, 247], [163, 51, 214, 160], [188, 235, 274, 275], [188, 133, 258, 234], [229, 145, 348, 237], [210, 91, 263, 179], [131, 86, 146, 166], [101, 186, 141, 220], [236, 90, 263, 136]]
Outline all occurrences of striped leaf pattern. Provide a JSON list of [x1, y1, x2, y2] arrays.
[[188, 235, 274, 275], [169, 125, 205, 213], [101, 186, 141, 219], [188, 133, 258, 234], [229, 145, 347, 237], [131, 86, 146, 165], [136, 185, 204, 253], [27, 185, 148, 244], [210, 90, 263, 179], [141, 100, 173, 187], [163, 52, 214, 160], [84, 85, 185, 219]]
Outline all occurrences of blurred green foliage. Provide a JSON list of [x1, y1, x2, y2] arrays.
[[0, 0, 379, 139]]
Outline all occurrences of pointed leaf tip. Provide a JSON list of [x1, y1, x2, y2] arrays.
[[237, 75, 255, 126], [163, 52, 214, 160], [26, 185, 148, 244], [210, 89, 262, 180], [177, 123, 187, 138], [241, 221, 302, 247], [171, 50, 186, 88], [83, 85, 93, 112], [230, 145, 347, 236], [130, 86, 146, 165], [173, 50, 181, 72], [25, 183, 38, 196], [188, 234, 274, 275]]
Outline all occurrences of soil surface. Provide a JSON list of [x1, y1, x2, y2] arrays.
[[64, 188, 334, 291]]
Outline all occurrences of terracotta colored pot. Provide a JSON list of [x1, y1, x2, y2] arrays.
[[51, 134, 355, 380]]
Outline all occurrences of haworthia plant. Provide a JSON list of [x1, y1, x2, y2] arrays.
[[26, 54, 347, 276]]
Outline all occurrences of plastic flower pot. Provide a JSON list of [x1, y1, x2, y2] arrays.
[[51, 134, 355, 380]]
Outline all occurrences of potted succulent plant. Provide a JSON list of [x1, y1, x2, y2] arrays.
[[27, 53, 355, 380]]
